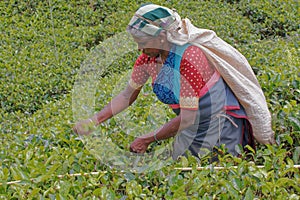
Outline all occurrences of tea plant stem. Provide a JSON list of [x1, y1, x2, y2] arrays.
[[0, 171, 107, 186], [1, 165, 299, 186], [175, 164, 300, 171]]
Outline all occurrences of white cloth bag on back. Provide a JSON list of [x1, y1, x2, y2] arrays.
[[167, 18, 275, 144]]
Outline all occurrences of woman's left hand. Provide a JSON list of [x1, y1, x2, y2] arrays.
[[129, 136, 151, 153]]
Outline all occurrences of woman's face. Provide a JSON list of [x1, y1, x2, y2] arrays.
[[133, 36, 162, 58]]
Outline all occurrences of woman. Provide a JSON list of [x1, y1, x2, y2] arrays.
[[73, 4, 274, 159]]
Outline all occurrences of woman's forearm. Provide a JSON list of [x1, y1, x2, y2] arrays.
[[154, 116, 181, 140], [92, 85, 141, 125], [141, 110, 197, 144]]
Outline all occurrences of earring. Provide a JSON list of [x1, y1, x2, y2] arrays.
[[160, 39, 164, 43]]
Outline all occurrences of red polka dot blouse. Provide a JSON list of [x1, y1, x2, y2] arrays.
[[129, 45, 215, 110]]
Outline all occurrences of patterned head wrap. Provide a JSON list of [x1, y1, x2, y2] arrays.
[[127, 3, 180, 37]]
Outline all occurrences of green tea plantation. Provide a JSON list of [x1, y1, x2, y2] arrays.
[[0, 0, 299, 199]]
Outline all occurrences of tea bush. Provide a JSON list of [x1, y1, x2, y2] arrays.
[[0, 0, 299, 199]]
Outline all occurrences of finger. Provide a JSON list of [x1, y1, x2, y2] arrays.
[[73, 126, 78, 134], [129, 145, 136, 152], [139, 149, 146, 153]]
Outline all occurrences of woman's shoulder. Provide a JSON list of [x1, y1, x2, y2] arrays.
[[173, 44, 205, 57], [185, 45, 205, 55], [179, 44, 206, 61]]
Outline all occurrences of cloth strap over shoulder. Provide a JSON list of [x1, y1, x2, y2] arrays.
[[167, 18, 275, 144]]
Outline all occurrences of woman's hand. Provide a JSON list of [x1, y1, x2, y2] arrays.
[[73, 118, 96, 135], [129, 136, 152, 153]]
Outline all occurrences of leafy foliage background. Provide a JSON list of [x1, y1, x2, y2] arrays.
[[0, 0, 299, 199]]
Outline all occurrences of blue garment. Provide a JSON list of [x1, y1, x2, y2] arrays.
[[153, 44, 181, 105], [152, 44, 254, 159]]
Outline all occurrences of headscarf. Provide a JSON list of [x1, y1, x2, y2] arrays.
[[127, 3, 179, 37], [127, 4, 275, 144]]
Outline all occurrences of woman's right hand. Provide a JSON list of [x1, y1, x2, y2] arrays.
[[73, 118, 96, 135]]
